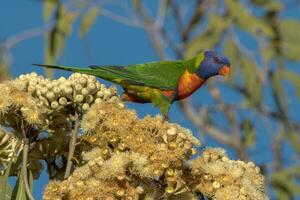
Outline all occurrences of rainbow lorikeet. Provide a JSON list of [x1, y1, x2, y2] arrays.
[[34, 51, 230, 119]]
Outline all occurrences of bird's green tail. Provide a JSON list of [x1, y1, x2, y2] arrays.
[[33, 64, 131, 84], [33, 64, 95, 76]]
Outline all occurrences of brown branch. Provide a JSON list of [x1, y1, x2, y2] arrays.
[[64, 113, 79, 179], [273, 130, 283, 171], [133, 3, 168, 60]]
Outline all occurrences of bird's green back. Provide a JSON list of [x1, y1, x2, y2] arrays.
[[90, 56, 199, 90]]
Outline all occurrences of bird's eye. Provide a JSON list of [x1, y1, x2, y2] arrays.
[[214, 57, 221, 64]]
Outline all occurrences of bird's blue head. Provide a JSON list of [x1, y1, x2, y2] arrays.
[[196, 51, 231, 79]]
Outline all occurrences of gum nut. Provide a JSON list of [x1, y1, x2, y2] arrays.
[[222, 156, 229, 162], [88, 76, 96, 82], [46, 91, 56, 101], [104, 89, 111, 97], [75, 84, 83, 91], [40, 87, 48, 95], [87, 83, 96, 91], [255, 166, 260, 174], [30, 72, 38, 77], [118, 102, 125, 109], [64, 86, 73, 95], [28, 85, 36, 93], [52, 80, 59, 86], [74, 73, 82, 79], [79, 77, 87, 85], [36, 90, 41, 96], [46, 83, 54, 90], [247, 162, 255, 168], [50, 101, 59, 109], [59, 97, 68, 105], [85, 95, 94, 103], [82, 103, 90, 111], [116, 189, 125, 197], [29, 79, 37, 86], [81, 88, 89, 96], [53, 87, 61, 95], [212, 181, 220, 189], [165, 186, 174, 194], [75, 95, 84, 103], [64, 81, 72, 87], [19, 74, 26, 79], [94, 98, 102, 104], [58, 77, 66, 82], [97, 91, 104, 98], [167, 127, 177, 136]]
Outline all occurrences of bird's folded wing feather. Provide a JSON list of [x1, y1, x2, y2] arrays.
[[90, 60, 186, 90]]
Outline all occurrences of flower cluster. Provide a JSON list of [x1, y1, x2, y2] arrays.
[[16, 72, 117, 112], [0, 73, 269, 200], [44, 100, 268, 200], [0, 73, 118, 179], [0, 79, 46, 127], [0, 128, 21, 173], [189, 148, 268, 200]]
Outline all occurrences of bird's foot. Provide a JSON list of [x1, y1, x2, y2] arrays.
[[163, 114, 169, 122]]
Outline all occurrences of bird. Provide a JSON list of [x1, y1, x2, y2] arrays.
[[34, 50, 230, 120]]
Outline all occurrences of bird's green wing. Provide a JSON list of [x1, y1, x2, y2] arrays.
[[34, 58, 197, 90], [90, 60, 189, 90]]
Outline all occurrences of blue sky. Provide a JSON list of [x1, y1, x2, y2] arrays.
[[1, 1, 300, 199]]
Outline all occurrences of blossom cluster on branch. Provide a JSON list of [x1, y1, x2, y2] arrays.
[[0, 73, 268, 200]]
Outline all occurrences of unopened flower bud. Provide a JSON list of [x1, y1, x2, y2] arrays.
[[79, 77, 87, 85], [81, 88, 89, 96], [46, 91, 56, 101], [51, 101, 59, 109], [82, 103, 90, 111], [58, 97, 68, 106], [75, 95, 84, 103]]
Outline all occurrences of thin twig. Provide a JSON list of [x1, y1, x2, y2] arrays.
[[64, 113, 79, 179], [3, 22, 54, 50], [22, 141, 34, 200], [21, 121, 34, 200], [134, 3, 168, 60]]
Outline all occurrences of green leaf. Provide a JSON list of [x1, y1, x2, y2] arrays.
[[226, 0, 274, 38], [79, 7, 100, 37], [241, 59, 263, 107], [43, 0, 58, 21], [44, 5, 78, 78], [272, 167, 300, 199], [241, 119, 256, 147], [185, 13, 231, 57], [280, 69, 300, 99], [0, 162, 12, 200], [279, 20, 300, 61], [223, 36, 239, 84], [12, 170, 26, 200], [286, 130, 300, 156]]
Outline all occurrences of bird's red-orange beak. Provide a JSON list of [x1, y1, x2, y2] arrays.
[[219, 65, 230, 76]]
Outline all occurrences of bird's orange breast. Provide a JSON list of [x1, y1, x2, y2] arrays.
[[162, 70, 206, 101]]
